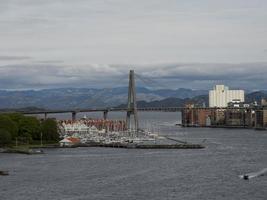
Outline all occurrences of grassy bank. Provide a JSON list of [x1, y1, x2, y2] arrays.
[[1, 141, 59, 154], [10, 140, 59, 150]]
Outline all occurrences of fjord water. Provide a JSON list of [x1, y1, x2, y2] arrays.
[[1, 112, 267, 200]]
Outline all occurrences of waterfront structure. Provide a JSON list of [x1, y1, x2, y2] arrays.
[[181, 108, 212, 127], [182, 107, 255, 128], [261, 99, 267, 106], [59, 137, 80, 147], [209, 85, 244, 107], [225, 109, 254, 127], [58, 119, 127, 138], [212, 109, 226, 125], [255, 107, 267, 128]]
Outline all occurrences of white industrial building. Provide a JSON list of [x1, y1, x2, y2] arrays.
[[209, 85, 244, 107]]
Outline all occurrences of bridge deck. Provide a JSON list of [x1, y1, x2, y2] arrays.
[[0, 107, 254, 115]]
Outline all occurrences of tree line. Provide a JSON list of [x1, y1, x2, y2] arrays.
[[0, 113, 59, 146]]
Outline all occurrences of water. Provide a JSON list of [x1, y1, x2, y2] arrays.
[[1, 112, 267, 200]]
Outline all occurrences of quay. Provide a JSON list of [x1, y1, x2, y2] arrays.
[[2, 148, 44, 155], [181, 106, 267, 130], [72, 142, 205, 149]]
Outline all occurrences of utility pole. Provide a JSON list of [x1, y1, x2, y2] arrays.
[[126, 70, 139, 134]]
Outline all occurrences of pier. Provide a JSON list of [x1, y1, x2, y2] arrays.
[[75, 142, 204, 149]]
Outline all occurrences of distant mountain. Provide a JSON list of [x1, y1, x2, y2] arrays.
[[245, 91, 267, 104], [152, 88, 208, 99], [117, 95, 208, 108], [0, 87, 208, 110], [0, 106, 46, 112], [117, 92, 267, 109], [0, 87, 266, 110]]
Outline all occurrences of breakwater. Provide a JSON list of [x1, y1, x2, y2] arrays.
[[74, 142, 204, 149], [2, 148, 44, 155]]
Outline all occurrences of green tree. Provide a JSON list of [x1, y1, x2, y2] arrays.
[[41, 118, 59, 141], [18, 116, 41, 140], [0, 129, 12, 146], [0, 115, 18, 139], [7, 113, 25, 125]]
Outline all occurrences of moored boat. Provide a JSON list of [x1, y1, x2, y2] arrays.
[[0, 170, 9, 176]]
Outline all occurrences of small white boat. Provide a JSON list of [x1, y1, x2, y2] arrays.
[[240, 168, 267, 180]]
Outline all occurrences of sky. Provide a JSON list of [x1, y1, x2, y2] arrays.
[[0, 0, 267, 90]]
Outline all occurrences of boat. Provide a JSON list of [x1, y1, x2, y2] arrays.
[[240, 168, 267, 180], [29, 149, 44, 154], [0, 170, 9, 176]]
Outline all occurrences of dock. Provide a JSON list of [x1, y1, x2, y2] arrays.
[[75, 142, 204, 149]]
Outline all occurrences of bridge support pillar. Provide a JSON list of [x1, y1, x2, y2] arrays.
[[126, 70, 139, 132], [44, 113, 47, 120], [103, 111, 108, 120], [72, 112, 77, 121]]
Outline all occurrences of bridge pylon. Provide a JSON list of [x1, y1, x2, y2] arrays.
[[126, 70, 139, 132]]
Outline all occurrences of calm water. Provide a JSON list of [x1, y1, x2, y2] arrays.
[[1, 112, 267, 200]]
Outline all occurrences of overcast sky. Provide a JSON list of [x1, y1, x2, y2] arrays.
[[0, 0, 267, 90]]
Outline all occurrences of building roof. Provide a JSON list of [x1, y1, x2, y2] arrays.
[[67, 137, 80, 143], [60, 137, 80, 143]]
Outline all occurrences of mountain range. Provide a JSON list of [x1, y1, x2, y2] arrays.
[[0, 87, 266, 110], [118, 91, 267, 108]]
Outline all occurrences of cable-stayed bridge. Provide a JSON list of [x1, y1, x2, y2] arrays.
[[1, 70, 254, 124], [17, 107, 185, 121], [15, 106, 251, 120]]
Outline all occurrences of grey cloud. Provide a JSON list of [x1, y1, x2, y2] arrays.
[[0, 56, 31, 60], [0, 0, 266, 64], [0, 64, 126, 89], [136, 63, 267, 90], [0, 1, 266, 90], [33, 60, 64, 64], [0, 63, 266, 90]]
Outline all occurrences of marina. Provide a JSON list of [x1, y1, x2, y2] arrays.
[[58, 119, 204, 149], [1, 123, 267, 200], [1, 1, 267, 199], [56, 70, 204, 149]]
